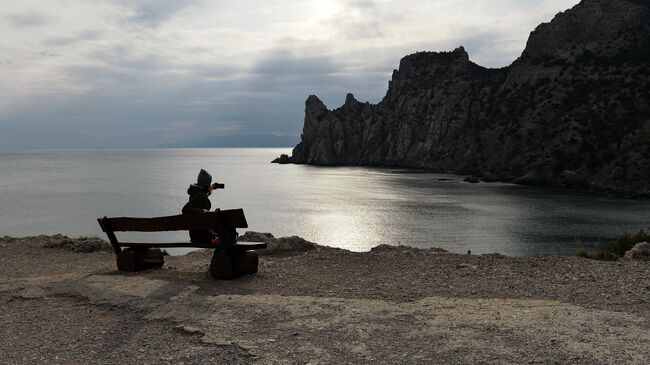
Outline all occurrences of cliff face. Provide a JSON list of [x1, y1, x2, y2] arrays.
[[283, 0, 650, 196]]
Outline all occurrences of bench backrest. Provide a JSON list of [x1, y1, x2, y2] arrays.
[[98, 209, 248, 232], [97, 209, 248, 254]]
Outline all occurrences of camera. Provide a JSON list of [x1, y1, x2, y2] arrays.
[[212, 182, 225, 189]]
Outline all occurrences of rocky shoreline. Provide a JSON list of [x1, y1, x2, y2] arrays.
[[270, 159, 650, 198], [1, 234, 649, 364]]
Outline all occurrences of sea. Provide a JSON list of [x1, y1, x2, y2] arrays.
[[1, 148, 648, 256]]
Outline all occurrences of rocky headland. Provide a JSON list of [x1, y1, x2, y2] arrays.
[[277, 0, 650, 196]]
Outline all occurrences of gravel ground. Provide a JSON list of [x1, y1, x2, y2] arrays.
[[1, 236, 649, 364], [0, 296, 251, 365]]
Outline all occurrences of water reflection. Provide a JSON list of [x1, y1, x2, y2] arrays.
[[0, 148, 648, 256]]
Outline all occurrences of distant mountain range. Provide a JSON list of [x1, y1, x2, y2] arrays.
[[160, 133, 298, 148], [276, 0, 650, 197]]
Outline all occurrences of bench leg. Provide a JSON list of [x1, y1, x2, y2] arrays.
[[117, 248, 165, 272], [209, 249, 235, 279], [209, 250, 258, 280], [234, 250, 259, 275]]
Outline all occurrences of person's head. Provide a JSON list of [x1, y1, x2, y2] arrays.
[[197, 169, 212, 189]]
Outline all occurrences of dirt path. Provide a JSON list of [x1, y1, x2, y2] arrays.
[[1, 237, 649, 364]]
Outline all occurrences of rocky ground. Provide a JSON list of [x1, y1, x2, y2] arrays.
[[1, 234, 649, 364]]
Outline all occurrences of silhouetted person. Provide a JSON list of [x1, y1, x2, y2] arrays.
[[182, 169, 214, 243]]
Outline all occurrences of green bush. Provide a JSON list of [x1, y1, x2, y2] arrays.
[[608, 229, 650, 257], [577, 229, 649, 261]]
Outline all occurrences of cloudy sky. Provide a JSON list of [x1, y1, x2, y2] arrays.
[[0, 0, 579, 149]]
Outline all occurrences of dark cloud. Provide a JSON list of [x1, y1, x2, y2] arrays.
[[252, 51, 340, 76], [0, 46, 389, 149], [0, 19, 512, 149], [115, 0, 198, 27], [4, 12, 49, 27], [43, 37, 79, 47], [42, 30, 103, 47], [190, 64, 247, 79], [244, 50, 389, 109], [79, 46, 175, 79], [1, 0, 580, 149]]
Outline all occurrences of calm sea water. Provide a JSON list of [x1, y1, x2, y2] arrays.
[[0, 148, 648, 256]]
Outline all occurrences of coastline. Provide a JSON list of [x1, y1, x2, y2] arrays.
[[275, 159, 650, 199], [1, 235, 649, 364]]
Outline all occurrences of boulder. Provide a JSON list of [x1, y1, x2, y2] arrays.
[[271, 154, 291, 164], [265, 236, 318, 255], [480, 173, 500, 183], [239, 231, 275, 242], [621, 242, 650, 261], [238, 231, 317, 255]]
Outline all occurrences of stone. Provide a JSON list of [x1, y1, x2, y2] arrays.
[[239, 231, 275, 242], [271, 154, 291, 164], [238, 231, 317, 255], [116, 248, 165, 272], [370, 244, 447, 254], [42, 236, 112, 253], [622, 242, 650, 261], [264, 236, 317, 255]]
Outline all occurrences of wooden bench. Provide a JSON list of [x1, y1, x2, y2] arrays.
[[97, 209, 266, 279]]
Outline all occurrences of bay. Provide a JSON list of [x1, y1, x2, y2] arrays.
[[0, 148, 648, 256]]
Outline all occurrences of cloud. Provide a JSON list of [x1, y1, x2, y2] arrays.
[[330, 0, 385, 40], [4, 12, 49, 27], [252, 51, 341, 77], [0, 0, 582, 149], [42, 30, 103, 47], [115, 0, 199, 27]]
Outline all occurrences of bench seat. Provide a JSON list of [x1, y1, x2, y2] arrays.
[[120, 241, 267, 250]]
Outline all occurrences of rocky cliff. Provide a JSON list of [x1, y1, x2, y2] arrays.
[[278, 0, 650, 196]]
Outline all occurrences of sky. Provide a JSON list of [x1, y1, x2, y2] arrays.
[[0, 0, 580, 149]]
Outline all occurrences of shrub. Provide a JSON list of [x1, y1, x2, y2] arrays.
[[608, 229, 650, 257], [577, 229, 650, 260]]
